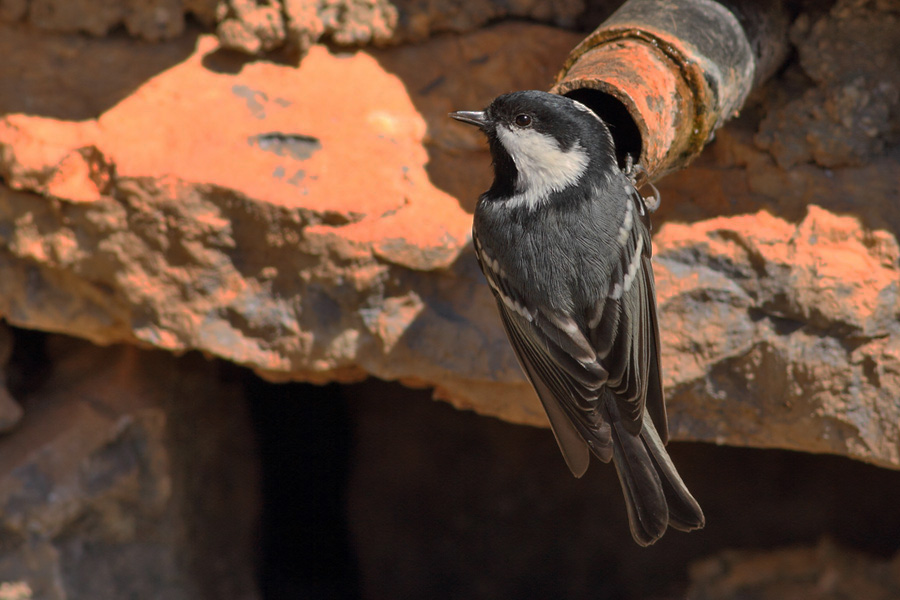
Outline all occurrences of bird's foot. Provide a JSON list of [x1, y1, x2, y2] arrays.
[[624, 155, 661, 214]]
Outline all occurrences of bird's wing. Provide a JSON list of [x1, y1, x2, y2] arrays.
[[493, 299, 611, 475], [474, 186, 667, 479], [474, 239, 615, 474], [587, 186, 667, 441]]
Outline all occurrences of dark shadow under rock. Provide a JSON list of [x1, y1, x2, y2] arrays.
[[344, 380, 900, 600]]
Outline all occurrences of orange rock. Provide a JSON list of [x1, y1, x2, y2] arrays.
[[0, 18, 899, 471], [654, 206, 900, 469]]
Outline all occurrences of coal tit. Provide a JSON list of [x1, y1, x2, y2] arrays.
[[451, 90, 704, 546]]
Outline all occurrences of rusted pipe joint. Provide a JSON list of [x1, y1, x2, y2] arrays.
[[552, 0, 788, 179]]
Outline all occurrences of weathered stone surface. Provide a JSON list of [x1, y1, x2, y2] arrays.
[[14, 0, 217, 41], [0, 323, 22, 433], [0, 3, 899, 473], [0, 0, 609, 54], [388, 0, 595, 43], [217, 0, 605, 56], [655, 206, 900, 469], [755, 0, 900, 169], [688, 539, 900, 600], [0, 22, 572, 426], [0, 336, 259, 600], [0, 24, 198, 121], [216, 0, 289, 55]]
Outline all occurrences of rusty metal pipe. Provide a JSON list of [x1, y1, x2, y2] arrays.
[[551, 0, 788, 179]]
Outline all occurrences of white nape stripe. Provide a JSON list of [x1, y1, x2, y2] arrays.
[[571, 99, 603, 123], [496, 126, 589, 210]]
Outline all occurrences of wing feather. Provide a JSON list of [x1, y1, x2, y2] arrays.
[[496, 300, 613, 466], [641, 253, 667, 443], [497, 308, 591, 476], [589, 189, 659, 435], [473, 184, 663, 472]]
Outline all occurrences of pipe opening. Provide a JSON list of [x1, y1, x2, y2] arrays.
[[562, 88, 642, 170]]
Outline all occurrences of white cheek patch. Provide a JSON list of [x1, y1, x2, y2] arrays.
[[496, 126, 589, 210]]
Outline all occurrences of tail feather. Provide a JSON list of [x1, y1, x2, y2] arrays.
[[640, 410, 706, 532], [604, 402, 705, 546]]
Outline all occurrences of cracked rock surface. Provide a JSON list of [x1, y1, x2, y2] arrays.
[[0, 338, 258, 600], [1, 0, 899, 473], [0, 0, 618, 55]]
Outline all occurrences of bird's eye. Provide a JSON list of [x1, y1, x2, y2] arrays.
[[514, 114, 532, 128]]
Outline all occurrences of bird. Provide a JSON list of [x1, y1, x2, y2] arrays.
[[450, 90, 704, 546]]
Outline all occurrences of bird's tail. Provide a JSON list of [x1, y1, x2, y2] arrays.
[[606, 404, 705, 546]]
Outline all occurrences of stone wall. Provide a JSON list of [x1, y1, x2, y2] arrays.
[[0, 0, 898, 597]]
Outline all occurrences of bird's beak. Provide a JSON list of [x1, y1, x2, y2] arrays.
[[449, 110, 489, 129]]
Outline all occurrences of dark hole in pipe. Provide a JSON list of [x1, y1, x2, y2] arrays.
[[562, 88, 642, 170]]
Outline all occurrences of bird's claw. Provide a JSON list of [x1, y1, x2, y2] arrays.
[[624, 154, 661, 214]]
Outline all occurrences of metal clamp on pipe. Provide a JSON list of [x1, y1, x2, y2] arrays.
[[552, 0, 788, 179]]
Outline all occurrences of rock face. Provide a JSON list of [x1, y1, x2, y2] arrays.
[[657, 207, 900, 469], [0, 337, 259, 600], [0, 323, 22, 432], [0, 0, 899, 598], [0, 0, 617, 54], [0, 0, 218, 40], [1, 2, 899, 470], [688, 539, 900, 600], [0, 22, 582, 429]]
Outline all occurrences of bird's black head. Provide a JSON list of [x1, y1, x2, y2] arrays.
[[450, 90, 618, 204]]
